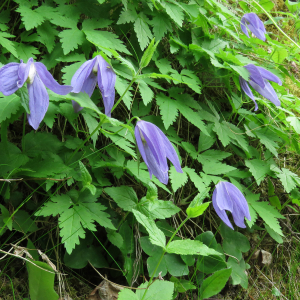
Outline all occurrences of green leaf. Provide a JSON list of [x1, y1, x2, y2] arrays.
[[165, 253, 189, 276], [64, 235, 108, 269], [134, 17, 153, 50], [118, 289, 139, 300], [166, 240, 221, 256], [79, 161, 92, 185], [140, 38, 159, 68], [16, 43, 40, 61], [272, 48, 288, 64], [183, 167, 208, 192], [136, 281, 174, 300], [59, 28, 85, 55], [0, 94, 21, 123], [286, 116, 300, 134], [245, 159, 270, 185], [26, 260, 58, 300], [17, 6, 45, 30], [0, 32, 18, 57], [202, 160, 236, 175], [265, 224, 283, 244], [156, 94, 178, 130], [151, 13, 172, 41], [132, 209, 166, 248], [105, 186, 138, 212], [170, 165, 188, 192], [107, 230, 124, 248], [84, 30, 131, 55], [227, 258, 248, 288], [164, 2, 184, 26], [249, 200, 284, 236], [200, 268, 232, 300], [138, 199, 180, 219], [117, 5, 138, 24], [82, 111, 100, 146], [138, 79, 154, 105], [0, 204, 12, 231], [13, 210, 38, 233], [37, 21, 57, 53], [276, 168, 299, 193], [187, 202, 210, 218]]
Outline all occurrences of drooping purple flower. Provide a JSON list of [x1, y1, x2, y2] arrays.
[[71, 55, 116, 117], [239, 64, 282, 111], [241, 13, 266, 41], [212, 181, 251, 230], [0, 58, 72, 130], [134, 120, 183, 184]]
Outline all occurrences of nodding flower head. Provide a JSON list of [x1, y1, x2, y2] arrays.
[[0, 57, 72, 130], [239, 64, 282, 111], [134, 120, 183, 185], [71, 55, 116, 117], [212, 181, 251, 230], [241, 13, 266, 41]]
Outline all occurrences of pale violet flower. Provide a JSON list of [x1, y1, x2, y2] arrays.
[[241, 13, 266, 41], [71, 55, 116, 117], [212, 182, 251, 230], [239, 64, 282, 111], [134, 120, 183, 185], [0, 57, 72, 130]]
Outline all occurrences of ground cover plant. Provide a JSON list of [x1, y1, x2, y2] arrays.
[[1, 0, 300, 299]]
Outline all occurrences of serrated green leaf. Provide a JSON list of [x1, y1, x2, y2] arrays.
[[36, 21, 57, 53], [164, 2, 184, 26], [151, 13, 172, 40], [138, 79, 154, 105], [134, 17, 153, 50], [186, 202, 210, 218], [0, 94, 21, 123], [286, 116, 300, 134], [156, 94, 178, 129], [84, 30, 131, 55], [140, 38, 159, 68], [16, 43, 39, 61], [136, 281, 174, 300], [245, 159, 270, 185], [105, 186, 138, 212], [132, 209, 166, 248], [79, 161, 92, 185], [118, 289, 139, 300], [170, 166, 188, 193], [202, 160, 236, 175], [17, 6, 45, 30], [59, 28, 85, 55], [0, 32, 18, 57]]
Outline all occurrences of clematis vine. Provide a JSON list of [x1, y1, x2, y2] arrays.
[[212, 181, 251, 230], [0, 57, 72, 130], [241, 13, 266, 41], [71, 55, 116, 117], [239, 64, 282, 111], [134, 120, 183, 185]]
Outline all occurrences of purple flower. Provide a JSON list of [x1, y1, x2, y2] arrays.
[[241, 13, 266, 41], [212, 182, 251, 230], [71, 55, 116, 117], [239, 64, 282, 111], [134, 120, 183, 184], [0, 57, 72, 130]]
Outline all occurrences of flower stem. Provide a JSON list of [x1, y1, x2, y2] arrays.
[[252, 0, 300, 50], [111, 77, 136, 114], [141, 217, 190, 300]]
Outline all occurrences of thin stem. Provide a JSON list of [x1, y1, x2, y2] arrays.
[[141, 217, 190, 300], [22, 113, 26, 152], [111, 78, 136, 114], [251, 0, 300, 50]]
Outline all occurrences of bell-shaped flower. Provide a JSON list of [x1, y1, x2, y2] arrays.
[[241, 13, 266, 41], [134, 120, 183, 184], [71, 55, 116, 117], [212, 181, 251, 230], [0, 57, 72, 130], [239, 64, 282, 111]]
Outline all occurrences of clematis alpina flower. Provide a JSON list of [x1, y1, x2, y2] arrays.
[[0, 57, 72, 130], [239, 64, 282, 111], [241, 13, 266, 41], [212, 182, 251, 230], [134, 120, 183, 185], [71, 55, 116, 117]]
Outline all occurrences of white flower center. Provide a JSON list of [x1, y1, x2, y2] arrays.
[[26, 63, 36, 84], [92, 60, 98, 74]]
